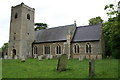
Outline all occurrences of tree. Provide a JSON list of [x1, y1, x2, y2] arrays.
[[103, 1, 120, 59], [1, 43, 8, 52], [89, 16, 103, 25], [34, 23, 48, 31]]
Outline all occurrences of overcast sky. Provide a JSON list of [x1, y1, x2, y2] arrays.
[[0, 0, 119, 48]]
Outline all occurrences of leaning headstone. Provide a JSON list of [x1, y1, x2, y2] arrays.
[[89, 59, 95, 77], [14, 55, 18, 59], [4, 55, 8, 59], [57, 54, 68, 72], [21, 56, 25, 62], [38, 56, 42, 61]]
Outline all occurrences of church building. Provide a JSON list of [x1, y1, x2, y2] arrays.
[[8, 3, 105, 59]]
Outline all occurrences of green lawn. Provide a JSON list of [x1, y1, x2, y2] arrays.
[[2, 58, 118, 78], [0, 59, 2, 79]]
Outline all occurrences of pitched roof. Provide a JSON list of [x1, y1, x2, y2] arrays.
[[34, 24, 74, 43], [72, 24, 102, 42], [34, 24, 102, 43]]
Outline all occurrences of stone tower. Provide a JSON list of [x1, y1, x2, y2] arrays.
[[8, 3, 35, 59]]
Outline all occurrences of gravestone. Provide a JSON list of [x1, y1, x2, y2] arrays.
[[46, 54, 50, 60], [57, 55, 61, 58], [14, 55, 18, 59], [4, 55, 8, 59], [34, 54, 37, 58], [86, 55, 89, 59], [89, 59, 95, 77], [91, 55, 96, 60], [97, 55, 102, 59], [79, 55, 84, 61], [21, 56, 25, 62], [50, 55, 53, 59], [57, 54, 68, 72], [8, 56, 12, 59], [38, 55, 42, 61], [68, 54, 70, 60], [46, 54, 53, 60]]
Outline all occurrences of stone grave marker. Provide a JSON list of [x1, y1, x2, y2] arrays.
[[97, 55, 102, 59], [14, 55, 18, 59], [89, 59, 95, 77], [21, 55, 25, 62], [67, 54, 70, 60], [79, 55, 84, 61], [50, 55, 53, 59], [38, 55, 42, 61], [46, 54, 49, 60], [46, 54, 53, 60], [57, 54, 68, 72], [34, 54, 37, 58], [4, 55, 8, 59], [8, 56, 12, 59]]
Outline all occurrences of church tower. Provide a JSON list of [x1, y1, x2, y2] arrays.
[[8, 3, 35, 59]]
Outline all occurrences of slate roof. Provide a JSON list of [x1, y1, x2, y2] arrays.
[[72, 24, 102, 42], [34, 24, 102, 43], [35, 24, 74, 43]]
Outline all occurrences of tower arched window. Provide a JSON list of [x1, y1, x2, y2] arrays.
[[12, 49, 16, 59], [56, 45, 62, 54], [15, 13, 18, 19], [74, 44, 80, 54], [27, 14, 30, 20], [86, 43, 91, 53]]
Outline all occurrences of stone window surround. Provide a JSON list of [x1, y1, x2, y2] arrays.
[[85, 42, 92, 54], [27, 13, 30, 20], [33, 46, 37, 54], [73, 43, 80, 54], [43, 45, 51, 55], [15, 12, 18, 19], [55, 44, 62, 55]]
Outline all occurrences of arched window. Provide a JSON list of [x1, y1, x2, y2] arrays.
[[12, 49, 16, 59], [56, 45, 62, 54], [15, 13, 18, 19], [27, 14, 30, 20], [6, 52, 8, 55], [86, 43, 91, 53], [74, 44, 80, 54], [45, 46, 50, 54], [33, 46, 37, 54], [13, 49, 16, 55]]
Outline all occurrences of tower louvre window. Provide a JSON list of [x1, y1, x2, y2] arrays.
[[27, 14, 30, 20], [15, 13, 18, 19]]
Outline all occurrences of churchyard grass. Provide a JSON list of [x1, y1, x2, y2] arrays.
[[2, 58, 118, 78], [0, 59, 2, 79]]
